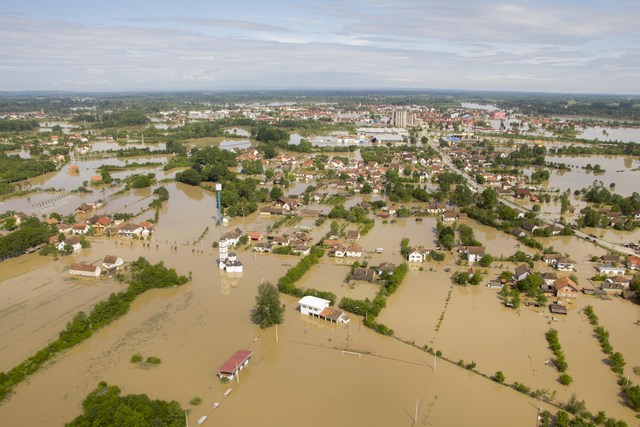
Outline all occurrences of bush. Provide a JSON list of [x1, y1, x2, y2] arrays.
[[146, 356, 161, 365], [559, 374, 573, 386], [190, 396, 202, 406], [493, 371, 505, 383], [130, 353, 143, 363]]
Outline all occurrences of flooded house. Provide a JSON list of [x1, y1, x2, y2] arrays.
[[56, 236, 82, 253], [217, 350, 253, 381], [596, 265, 627, 276], [298, 296, 350, 324], [554, 276, 579, 298], [69, 263, 102, 277]]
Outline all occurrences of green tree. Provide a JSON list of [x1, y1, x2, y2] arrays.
[[252, 281, 285, 329], [270, 186, 283, 201], [493, 371, 505, 383]]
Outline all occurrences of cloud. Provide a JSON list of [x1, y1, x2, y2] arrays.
[[131, 16, 293, 33], [0, 3, 638, 94]]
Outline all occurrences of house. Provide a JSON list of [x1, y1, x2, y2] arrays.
[[426, 202, 447, 214], [522, 222, 538, 233], [464, 246, 485, 263], [75, 203, 93, 215], [627, 255, 640, 270], [328, 245, 346, 258], [542, 253, 561, 266], [272, 235, 291, 246], [600, 254, 621, 265], [253, 242, 272, 253], [345, 230, 360, 241], [117, 223, 144, 238], [555, 257, 575, 272], [299, 295, 330, 316], [57, 223, 73, 234], [57, 236, 82, 252], [102, 255, 124, 271], [441, 211, 458, 222], [291, 244, 311, 256], [376, 262, 396, 275], [72, 223, 90, 235], [596, 265, 627, 276], [345, 243, 363, 258], [298, 296, 350, 324], [515, 188, 531, 199], [601, 276, 631, 292], [351, 267, 375, 282], [246, 231, 264, 241], [408, 247, 429, 263], [511, 227, 526, 238], [217, 350, 253, 381], [541, 272, 558, 287], [223, 228, 244, 246], [87, 215, 111, 233], [514, 264, 531, 282], [554, 276, 579, 298], [69, 263, 101, 277]]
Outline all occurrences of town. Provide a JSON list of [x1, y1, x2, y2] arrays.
[[1, 91, 640, 426]]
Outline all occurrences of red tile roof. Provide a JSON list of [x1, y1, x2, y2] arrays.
[[218, 350, 253, 375]]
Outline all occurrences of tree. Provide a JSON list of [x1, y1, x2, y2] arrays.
[[493, 371, 505, 383], [270, 186, 283, 201], [252, 281, 285, 329]]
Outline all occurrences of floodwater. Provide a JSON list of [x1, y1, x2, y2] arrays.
[[0, 237, 558, 427], [2, 160, 640, 425], [89, 141, 167, 151], [0, 248, 125, 371], [578, 126, 640, 143], [295, 261, 379, 301], [544, 155, 640, 197]]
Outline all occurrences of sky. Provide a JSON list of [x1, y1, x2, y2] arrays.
[[0, 0, 639, 94]]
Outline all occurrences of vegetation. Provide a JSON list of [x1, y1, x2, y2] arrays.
[[339, 263, 409, 336], [252, 281, 285, 329], [276, 247, 336, 304], [146, 356, 162, 366], [66, 381, 184, 427], [130, 353, 143, 363], [545, 329, 569, 374], [0, 258, 188, 401], [0, 153, 56, 185], [0, 216, 53, 260]]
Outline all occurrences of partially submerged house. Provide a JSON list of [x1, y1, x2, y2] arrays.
[[298, 296, 350, 323], [217, 350, 253, 381]]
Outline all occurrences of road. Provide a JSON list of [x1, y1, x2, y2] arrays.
[[425, 136, 636, 257]]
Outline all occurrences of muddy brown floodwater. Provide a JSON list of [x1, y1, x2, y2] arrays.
[[1, 180, 640, 425]]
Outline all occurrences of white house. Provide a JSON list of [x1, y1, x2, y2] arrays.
[[408, 247, 429, 263], [56, 237, 82, 252], [514, 264, 531, 282], [299, 296, 331, 316], [555, 257, 575, 272], [596, 265, 627, 276], [298, 296, 350, 324], [117, 223, 144, 238], [465, 246, 485, 263], [345, 243, 363, 258], [69, 263, 101, 277], [72, 223, 90, 235], [102, 255, 124, 270]]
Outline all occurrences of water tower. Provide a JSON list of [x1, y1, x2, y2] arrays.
[[215, 183, 222, 225]]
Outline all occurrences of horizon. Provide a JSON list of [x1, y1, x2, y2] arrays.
[[1, 0, 639, 94]]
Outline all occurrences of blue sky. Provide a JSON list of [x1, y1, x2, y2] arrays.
[[1, 0, 638, 93]]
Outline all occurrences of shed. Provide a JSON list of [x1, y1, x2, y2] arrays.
[[549, 304, 567, 315]]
